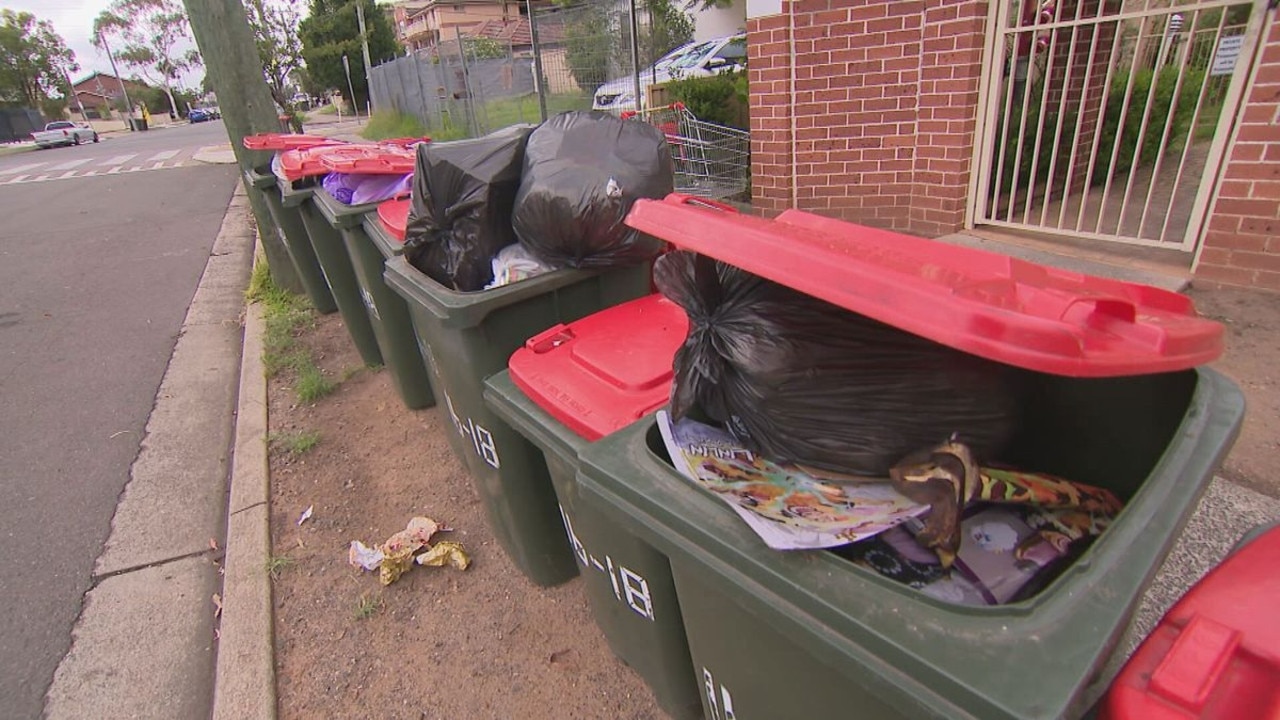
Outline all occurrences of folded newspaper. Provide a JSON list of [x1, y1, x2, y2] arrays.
[[657, 411, 927, 550]]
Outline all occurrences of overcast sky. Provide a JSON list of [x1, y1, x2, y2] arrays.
[[3, 0, 307, 89]]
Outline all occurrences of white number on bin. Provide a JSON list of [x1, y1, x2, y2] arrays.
[[704, 668, 736, 720], [443, 390, 500, 469], [561, 505, 654, 621], [359, 286, 380, 321]]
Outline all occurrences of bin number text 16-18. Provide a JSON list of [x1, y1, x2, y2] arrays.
[[443, 391, 500, 469]]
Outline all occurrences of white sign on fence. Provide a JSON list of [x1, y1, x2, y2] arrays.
[[1211, 35, 1245, 76]]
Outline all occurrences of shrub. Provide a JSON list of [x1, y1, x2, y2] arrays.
[[664, 70, 748, 130]]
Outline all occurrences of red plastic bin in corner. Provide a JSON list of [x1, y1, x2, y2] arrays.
[[377, 197, 411, 243], [1099, 524, 1280, 720], [508, 294, 689, 441]]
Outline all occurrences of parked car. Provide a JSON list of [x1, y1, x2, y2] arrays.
[[591, 41, 700, 114], [188, 108, 217, 123], [592, 33, 747, 114], [31, 121, 98, 149]]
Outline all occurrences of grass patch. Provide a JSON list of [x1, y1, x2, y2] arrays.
[[354, 593, 383, 620], [249, 257, 340, 402], [314, 103, 338, 116], [270, 429, 321, 455], [295, 359, 336, 403], [361, 110, 429, 141], [0, 143, 35, 157], [266, 554, 294, 581]]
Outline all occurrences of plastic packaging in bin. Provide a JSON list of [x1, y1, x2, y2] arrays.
[[484, 294, 700, 718], [560, 196, 1244, 720], [1100, 523, 1280, 720]]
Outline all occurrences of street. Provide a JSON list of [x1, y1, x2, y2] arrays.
[[0, 124, 240, 718], [0, 119, 234, 185]]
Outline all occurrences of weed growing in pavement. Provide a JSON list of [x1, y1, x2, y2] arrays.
[[269, 430, 321, 455], [354, 593, 382, 620], [265, 554, 294, 581]]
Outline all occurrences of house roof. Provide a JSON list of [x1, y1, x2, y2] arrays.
[[461, 17, 564, 46]]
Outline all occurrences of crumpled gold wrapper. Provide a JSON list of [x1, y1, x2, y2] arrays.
[[415, 541, 471, 570]]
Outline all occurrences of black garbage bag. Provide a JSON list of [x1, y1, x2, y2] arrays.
[[403, 124, 534, 291], [512, 111, 673, 269], [654, 251, 1022, 477]]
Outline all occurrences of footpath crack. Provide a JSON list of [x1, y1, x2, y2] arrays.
[[89, 548, 224, 589]]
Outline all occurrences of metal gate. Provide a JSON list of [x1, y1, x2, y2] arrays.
[[970, 0, 1268, 251]]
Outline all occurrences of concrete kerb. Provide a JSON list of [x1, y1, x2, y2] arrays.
[[213, 257, 275, 720]]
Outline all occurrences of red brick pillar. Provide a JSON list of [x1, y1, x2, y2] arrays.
[[748, 9, 794, 214], [1195, 13, 1280, 292], [910, 2, 988, 237]]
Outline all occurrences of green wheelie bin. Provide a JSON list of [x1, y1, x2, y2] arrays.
[[483, 294, 701, 719], [384, 255, 652, 587], [277, 145, 382, 368], [241, 134, 343, 314], [569, 196, 1244, 720], [311, 146, 435, 409]]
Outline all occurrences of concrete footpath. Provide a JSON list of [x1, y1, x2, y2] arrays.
[[41, 184, 257, 719]]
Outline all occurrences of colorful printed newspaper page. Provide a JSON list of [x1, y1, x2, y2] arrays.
[[657, 411, 927, 550]]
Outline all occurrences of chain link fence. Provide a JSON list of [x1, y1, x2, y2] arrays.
[[370, 32, 539, 138], [529, 0, 696, 117], [367, 0, 712, 148]]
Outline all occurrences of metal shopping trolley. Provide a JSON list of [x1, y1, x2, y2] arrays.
[[623, 102, 750, 200]]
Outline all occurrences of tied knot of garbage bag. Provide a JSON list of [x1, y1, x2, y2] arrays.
[[404, 125, 534, 291], [512, 111, 673, 270], [654, 250, 1023, 477]]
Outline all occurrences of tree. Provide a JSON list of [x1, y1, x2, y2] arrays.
[[300, 0, 400, 110], [93, 0, 202, 118], [0, 10, 78, 109], [244, 0, 303, 115]]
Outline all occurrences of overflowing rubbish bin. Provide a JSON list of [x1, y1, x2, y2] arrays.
[[242, 133, 345, 313], [483, 294, 700, 719], [277, 145, 382, 367], [563, 195, 1244, 720], [313, 145, 435, 409]]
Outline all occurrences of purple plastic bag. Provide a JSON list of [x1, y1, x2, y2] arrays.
[[322, 172, 413, 206]]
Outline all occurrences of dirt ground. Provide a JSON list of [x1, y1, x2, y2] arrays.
[[266, 284, 1279, 720], [267, 314, 666, 720]]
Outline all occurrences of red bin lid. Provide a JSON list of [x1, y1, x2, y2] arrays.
[[319, 144, 416, 175], [243, 133, 343, 151], [1099, 525, 1280, 719], [378, 198, 411, 242], [278, 146, 336, 181], [509, 294, 688, 441], [624, 194, 1224, 377]]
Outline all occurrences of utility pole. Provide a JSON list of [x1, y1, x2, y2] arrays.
[[182, 0, 304, 294], [342, 54, 358, 116], [62, 68, 88, 120], [356, 2, 374, 111], [97, 31, 134, 120]]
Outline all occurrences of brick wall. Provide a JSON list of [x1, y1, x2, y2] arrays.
[[747, 0, 988, 236], [1195, 13, 1280, 293]]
